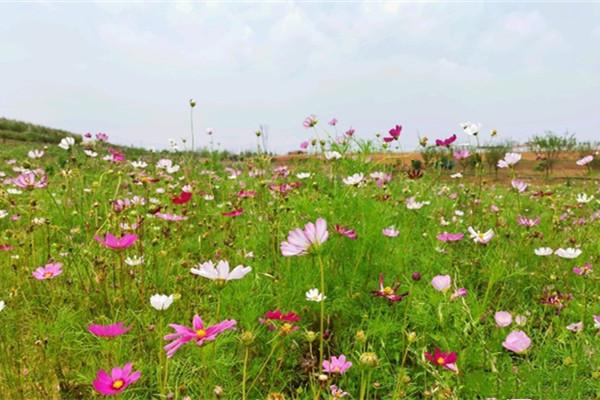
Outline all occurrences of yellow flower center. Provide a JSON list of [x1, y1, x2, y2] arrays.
[[280, 323, 293, 334], [43, 271, 53, 278], [436, 357, 445, 365], [196, 329, 207, 338], [383, 287, 394, 295], [112, 379, 124, 389]]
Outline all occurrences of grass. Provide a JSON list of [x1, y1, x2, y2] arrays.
[[0, 140, 598, 399]]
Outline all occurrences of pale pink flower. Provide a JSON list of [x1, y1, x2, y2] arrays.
[[431, 275, 451, 292], [382, 226, 399, 237], [494, 311, 512, 327], [322, 354, 352, 375], [502, 330, 531, 353], [280, 218, 328, 256], [32, 262, 63, 280], [576, 155, 593, 166], [511, 179, 528, 193], [566, 321, 583, 333]]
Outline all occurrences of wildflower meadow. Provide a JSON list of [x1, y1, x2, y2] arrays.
[[0, 121, 599, 400]]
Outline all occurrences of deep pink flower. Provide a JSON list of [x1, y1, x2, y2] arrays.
[[88, 322, 131, 338], [280, 218, 328, 256], [237, 190, 256, 199], [32, 262, 63, 280], [107, 148, 125, 163], [435, 134, 457, 147], [425, 348, 458, 372], [163, 315, 236, 358], [372, 273, 408, 303], [0, 244, 12, 251], [92, 362, 140, 396], [334, 224, 357, 240], [572, 263, 592, 276], [383, 124, 402, 142], [323, 354, 352, 374], [344, 128, 355, 137], [172, 191, 192, 204], [437, 232, 464, 242], [95, 233, 138, 250], [450, 287, 468, 300], [12, 170, 48, 189], [96, 132, 109, 142], [222, 208, 244, 217]]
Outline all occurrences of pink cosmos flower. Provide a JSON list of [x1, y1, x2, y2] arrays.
[[450, 287, 467, 301], [431, 275, 451, 292], [425, 348, 458, 373], [328, 118, 338, 126], [222, 208, 244, 217], [330, 385, 349, 398], [323, 354, 352, 375], [494, 311, 513, 327], [435, 134, 457, 147], [107, 148, 125, 163], [437, 232, 464, 242], [345, 128, 355, 137], [96, 132, 109, 142], [155, 212, 188, 221], [0, 244, 12, 251], [593, 315, 600, 329], [334, 224, 357, 240], [383, 124, 402, 143], [372, 273, 408, 303], [32, 262, 63, 280], [517, 216, 540, 228], [95, 233, 138, 250], [92, 362, 141, 396], [502, 330, 531, 353], [300, 140, 309, 150], [303, 115, 318, 128], [237, 190, 256, 199], [280, 218, 328, 256], [259, 309, 300, 334], [511, 179, 528, 193], [172, 191, 192, 204], [12, 170, 48, 189], [163, 315, 237, 358], [382, 226, 399, 237], [453, 149, 470, 160], [566, 321, 583, 333], [88, 322, 131, 338], [572, 263, 592, 276], [576, 155, 593, 166]]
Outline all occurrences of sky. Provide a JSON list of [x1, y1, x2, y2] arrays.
[[1, 1, 600, 153]]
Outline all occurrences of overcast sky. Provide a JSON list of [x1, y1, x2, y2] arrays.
[[2, 2, 600, 153]]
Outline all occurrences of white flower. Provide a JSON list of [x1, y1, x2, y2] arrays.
[[468, 227, 494, 244], [0, 210, 7, 219], [156, 188, 165, 194], [405, 197, 430, 210], [32, 217, 46, 225], [204, 194, 214, 201], [131, 160, 148, 169], [534, 247, 553, 256], [460, 121, 481, 136], [7, 188, 22, 195], [125, 255, 144, 266], [324, 151, 341, 160], [28, 150, 44, 159], [576, 193, 593, 204], [150, 294, 174, 311], [497, 152, 521, 168], [190, 260, 252, 282], [343, 173, 364, 186], [450, 173, 463, 179], [156, 159, 173, 170], [58, 136, 75, 150], [0, 300, 5, 312], [166, 165, 180, 174], [305, 288, 326, 302], [84, 149, 98, 158], [296, 172, 312, 179], [554, 248, 582, 259]]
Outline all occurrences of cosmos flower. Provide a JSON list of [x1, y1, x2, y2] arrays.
[[190, 260, 252, 282], [372, 273, 408, 303], [460, 121, 481, 136], [0, 300, 5, 312], [576, 193, 594, 204], [124, 255, 144, 266], [222, 208, 244, 217], [280, 218, 328, 256], [28, 149, 44, 159], [502, 330, 531, 353], [494, 311, 513, 327], [32, 262, 63, 280], [435, 134, 457, 147], [172, 191, 192, 204], [342, 173, 364, 186], [517, 216, 540, 228], [12, 170, 48, 189], [467, 227, 494, 244], [566, 322, 583, 333], [554, 248, 582, 259], [437, 232, 464, 242], [576, 155, 593, 166], [424, 348, 458, 372], [431, 275, 451, 292], [511, 179, 528, 193], [382, 226, 399, 237], [95, 233, 138, 250], [383, 124, 402, 142], [259, 310, 300, 334], [163, 315, 236, 358], [323, 355, 352, 375], [498, 152, 521, 168], [155, 212, 188, 221], [300, 141, 309, 150], [572, 263, 592, 276], [330, 385, 349, 398], [92, 362, 141, 396], [324, 151, 342, 160], [406, 197, 430, 210], [303, 115, 318, 128], [305, 288, 326, 302], [450, 287, 468, 301], [334, 224, 357, 240], [88, 322, 131, 338], [328, 118, 338, 126], [150, 294, 174, 311], [58, 136, 75, 150], [453, 149, 470, 160], [593, 315, 600, 329], [534, 247, 553, 256]]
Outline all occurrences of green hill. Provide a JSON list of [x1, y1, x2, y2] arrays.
[[0, 117, 80, 144]]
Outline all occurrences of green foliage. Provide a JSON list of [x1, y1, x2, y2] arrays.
[[0, 117, 80, 144], [528, 131, 577, 176]]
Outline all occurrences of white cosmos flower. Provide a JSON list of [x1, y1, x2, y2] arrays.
[[460, 121, 481, 136], [468, 227, 494, 244], [28, 150, 44, 159], [0, 300, 5, 312], [156, 159, 173, 170], [58, 136, 75, 150], [555, 248, 582, 259], [450, 173, 463, 179], [190, 260, 252, 282], [125, 255, 144, 266], [497, 152, 522, 169], [576, 193, 594, 204], [131, 160, 148, 169], [305, 288, 326, 302], [150, 294, 174, 310], [324, 151, 342, 160], [534, 247, 553, 256], [0, 210, 7, 219], [405, 197, 430, 210], [84, 150, 98, 158], [7, 188, 22, 195], [166, 165, 180, 174], [343, 173, 364, 186], [296, 172, 312, 179]]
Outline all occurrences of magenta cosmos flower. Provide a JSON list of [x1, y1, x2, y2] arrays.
[[280, 218, 328, 256], [372, 273, 408, 303], [323, 354, 352, 374], [88, 322, 131, 338], [334, 224, 357, 240], [95, 233, 138, 250], [222, 208, 244, 217], [502, 330, 531, 353], [32, 262, 63, 280], [425, 348, 458, 373], [163, 315, 236, 358], [435, 134, 457, 147], [259, 309, 301, 335], [12, 170, 48, 189], [437, 232, 464, 242], [92, 362, 141, 396]]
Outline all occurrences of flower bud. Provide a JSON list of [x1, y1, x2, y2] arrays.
[[355, 330, 367, 343], [359, 352, 379, 367]]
